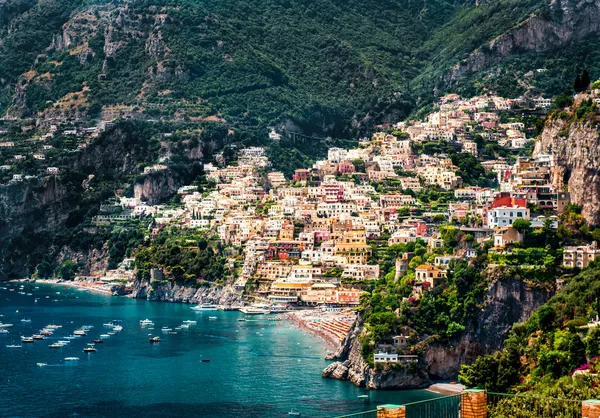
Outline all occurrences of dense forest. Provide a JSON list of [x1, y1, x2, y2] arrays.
[[2, 0, 597, 138]]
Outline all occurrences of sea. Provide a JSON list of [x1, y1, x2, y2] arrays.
[[0, 282, 440, 418]]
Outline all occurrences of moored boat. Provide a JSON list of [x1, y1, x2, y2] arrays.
[[191, 304, 218, 311], [150, 336, 161, 343]]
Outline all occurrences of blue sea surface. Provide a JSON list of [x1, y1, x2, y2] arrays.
[[0, 283, 440, 417]]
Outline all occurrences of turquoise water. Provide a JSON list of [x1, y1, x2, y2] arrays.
[[0, 283, 439, 417]]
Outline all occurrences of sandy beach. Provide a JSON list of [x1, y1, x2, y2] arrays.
[[286, 309, 356, 352]]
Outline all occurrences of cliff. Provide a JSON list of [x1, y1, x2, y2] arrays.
[[534, 108, 600, 225], [443, 0, 600, 85], [323, 319, 432, 389], [132, 279, 244, 306], [323, 274, 551, 388]]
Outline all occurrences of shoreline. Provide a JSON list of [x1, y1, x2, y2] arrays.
[[12, 279, 113, 295], [285, 310, 356, 353], [285, 312, 340, 351]]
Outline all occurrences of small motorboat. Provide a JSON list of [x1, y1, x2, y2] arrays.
[[37, 363, 47, 367], [209, 316, 217, 320], [237, 318, 246, 322], [49, 343, 62, 348], [112, 325, 123, 331], [6, 344, 21, 348], [83, 347, 96, 353], [201, 359, 210, 363], [21, 319, 32, 323], [73, 330, 87, 336], [100, 334, 110, 339], [0, 329, 9, 334], [21, 337, 34, 343], [140, 319, 154, 326], [182, 320, 197, 325], [161, 328, 172, 332], [32, 335, 44, 340], [93, 339, 103, 344], [150, 336, 161, 343], [64, 357, 80, 361], [288, 410, 301, 416]]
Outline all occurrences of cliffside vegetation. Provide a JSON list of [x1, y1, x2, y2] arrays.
[[459, 265, 600, 398], [2, 0, 598, 135]]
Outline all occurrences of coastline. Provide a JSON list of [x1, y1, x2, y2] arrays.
[[285, 310, 355, 353], [13, 279, 113, 295]]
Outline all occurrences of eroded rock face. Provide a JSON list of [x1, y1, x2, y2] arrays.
[[444, 0, 600, 84], [534, 118, 600, 225], [132, 279, 243, 306]]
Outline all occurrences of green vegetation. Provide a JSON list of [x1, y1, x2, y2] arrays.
[[459, 265, 600, 395], [135, 228, 226, 283]]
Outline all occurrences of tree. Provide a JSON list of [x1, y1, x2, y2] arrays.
[[587, 327, 600, 357], [574, 74, 583, 93], [56, 260, 77, 281], [568, 333, 587, 370], [512, 218, 531, 234], [582, 70, 591, 91]]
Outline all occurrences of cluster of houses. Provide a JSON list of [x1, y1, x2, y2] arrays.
[[0, 119, 116, 183], [87, 93, 588, 316]]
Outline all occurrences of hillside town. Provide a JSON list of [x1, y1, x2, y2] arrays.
[[84, 94, 590, 325]]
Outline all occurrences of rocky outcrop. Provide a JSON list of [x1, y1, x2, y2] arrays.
[[534, 112, 600, 225], [324, 274, 552, 387], [134, 169, 182, 204], [323, 319, 431, 389], [132, 279, 244, 306], [444, 0, 600, 85]]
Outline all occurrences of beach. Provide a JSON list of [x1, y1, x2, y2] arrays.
[[14, 278, 114, 295], [286, 309, 356, 351]]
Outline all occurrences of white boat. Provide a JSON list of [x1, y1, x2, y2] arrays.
[[73, 329, 87, 336], [21, 337, 34, 343], [161, 328, 172, 332], [191, 304, 218, 311], [100, 334, 110, 339], [64, 336, 77, 340], [239, 304, 271, 315], [103, 323, 115, 327], [180, 324, 190, 329], [182, 320, 197, 325], [139, 319, 154, 326], [0, 323, 13, 328], [6, 344, 21, 348], [49, 343, 62, 348], [112, 325, 123, 331], [46, 324, 62, 329], [0, 329, 9, 334], [21, 318, 32, 323], [64, 357, 79, 361], [37, 363, 47, 367], [209, 316, 217, 320]]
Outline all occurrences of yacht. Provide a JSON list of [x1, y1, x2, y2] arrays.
[[0, 329, 9, 334], [73, 329, 87, 336], [32, 335, 44, 340], [112, 325, 123, 332], [0, 323, 13, 328], [139, 319, 154, 326], [21, 337, 34, 343], [239, 304, 271, 315], [191, 304, 218, 311], [150, 336, 161, 343]]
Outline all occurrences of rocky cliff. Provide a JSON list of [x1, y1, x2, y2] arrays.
[[132, 279, 244, 306], [534, 108, 600, 225], [443, 0, 600, 85], [323, 274, 552, 388]]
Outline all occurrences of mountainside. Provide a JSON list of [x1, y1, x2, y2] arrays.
[[2, 0, 600, 135]]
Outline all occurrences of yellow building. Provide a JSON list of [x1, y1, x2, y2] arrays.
[[334, 230, 372, 264]]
